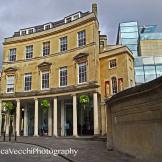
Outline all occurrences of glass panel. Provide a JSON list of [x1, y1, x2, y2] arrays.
[[154, 57, 162, 64], [156, 65, 162, 77], [135, 57, 143, 66], [143, 57, 154, 65], [144, 65, 156, 75], [127, 44, 137, 51], [145, 75, 156, 82], [120, 22, 138, 27], [144, 65, 156, 82], [135, 66, 144, 75], [140, 33, 162, 40], [121, 32, 139, 39], [135, 75, 145, 84], [122, 39, 138, 44], [120, 26, 138, 32]]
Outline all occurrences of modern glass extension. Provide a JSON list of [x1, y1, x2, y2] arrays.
[[135, 56, 162, 85]]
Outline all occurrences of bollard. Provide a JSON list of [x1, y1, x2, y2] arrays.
[[15, 131, 16, 141], [3, 131, 5, 142]]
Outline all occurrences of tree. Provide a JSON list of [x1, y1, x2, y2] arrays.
[[79, 95, 90, 110], [3, 101, 15, 115], [41, 99, 50, 113], [3, 101, 15, 134], [79, 95, 90, 135]]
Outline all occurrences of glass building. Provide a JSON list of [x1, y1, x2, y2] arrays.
[[135, 56, 162, 85], [116, 21, 139, 56], [117, 21, 162, 85]]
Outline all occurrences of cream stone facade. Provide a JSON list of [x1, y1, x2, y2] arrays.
[[140, 39, 162, 56], [99, 45, 135, 135], [0, 4, 134, 137]]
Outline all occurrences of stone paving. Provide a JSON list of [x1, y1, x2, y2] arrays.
[[0, 136, 146, 162]]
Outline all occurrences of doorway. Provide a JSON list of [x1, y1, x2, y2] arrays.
[[65, 104, 73, 136]]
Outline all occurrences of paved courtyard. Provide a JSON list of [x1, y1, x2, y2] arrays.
[[0, 136, 145, 162]]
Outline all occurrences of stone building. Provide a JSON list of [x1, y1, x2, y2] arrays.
[[0, 4, 134, 137]]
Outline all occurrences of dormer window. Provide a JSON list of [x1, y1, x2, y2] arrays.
[[65, 17, 72, 23], [21, 30, 26, 36], [65, 12, 81, 23], [73, 13, 80, 20], [28, 28, 34, 34], [44, 23, 52, 30]]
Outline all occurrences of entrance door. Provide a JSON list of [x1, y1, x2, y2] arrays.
[[28, 107, 34, 136], [65, 104, 73, 136]]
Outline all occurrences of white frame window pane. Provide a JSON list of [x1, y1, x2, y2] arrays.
[[78, 30, 86, 47], [43, 41, 50, 56], [42, 72, 49, 89], [111, 77, 117, 95], [109, 59, 117, 68], [78, 62, 87, 84], [60, 37, 67, 52], [24, 73, 32, 91], [59, 67, 67, 87], [9, 48, 16, 62], [26, 45, 33, 59], [7, 76, 15, 93]]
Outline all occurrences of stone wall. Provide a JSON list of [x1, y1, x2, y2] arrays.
[[106, 76, 162, 161]]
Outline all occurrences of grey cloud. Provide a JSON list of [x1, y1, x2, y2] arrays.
[[0, 0, 162, 68]]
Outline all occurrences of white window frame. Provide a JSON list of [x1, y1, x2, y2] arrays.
[[59, 67, 67, 87], [109, 59, 117, 69], [60, 36, 67, 52], [44, 23, 52, 30], [6, 75, 15, 93], [9, 48, 16, 62], [78, 62, 87, 84], [111, 76, 118, 95], [78, 30, 86, 47], [73, 12, 81, 20], [42, 41, 50, 56], [65, 12, 81, 23], [28, 28, 35, 34], [41, 71, 49, 90], [25, 45, 33, 59], [24, 73, 32, 92]]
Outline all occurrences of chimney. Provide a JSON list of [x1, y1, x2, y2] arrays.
[[92, 3, 98, 17]]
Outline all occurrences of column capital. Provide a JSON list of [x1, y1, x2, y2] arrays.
[[71, 93, 77, 97], [34, 97, 38, 101], [16, 99, 20, 102], [53, 96, 57, 100]]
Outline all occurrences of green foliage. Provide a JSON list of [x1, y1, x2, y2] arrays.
[[41, 99, 50, 112], [79, 95, 90, 105], [3, 102, 15, 115]]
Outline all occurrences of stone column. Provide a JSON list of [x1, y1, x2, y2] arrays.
[[101, 102, 106, 135], [34, 98, 39, 136], [107, 104, 113, 150], [61, 99, 65, 136], [6, 114, 10, 136], [53, 97, 57, 136], [16, 99, 20, 136], [0, 100, 2, 136], [24, 105, 28, 136], [48, 101, 52, 136], [93, 93, 99, 135], [73, 95, 78, 136]]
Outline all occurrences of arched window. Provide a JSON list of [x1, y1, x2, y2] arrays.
[[111, 77, 117, 95]]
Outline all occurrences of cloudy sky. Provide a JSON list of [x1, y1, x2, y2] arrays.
[[0, 0, 162, 68]]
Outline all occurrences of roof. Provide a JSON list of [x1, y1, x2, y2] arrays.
[[12, 11, 90, 38], [99, 45, 134, 60]]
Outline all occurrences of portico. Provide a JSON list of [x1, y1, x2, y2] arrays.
[[0, 90, 100, 137]]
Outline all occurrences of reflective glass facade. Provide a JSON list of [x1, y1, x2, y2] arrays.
[[117, 21, 139, 56], [135, 56, 162, 85]]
